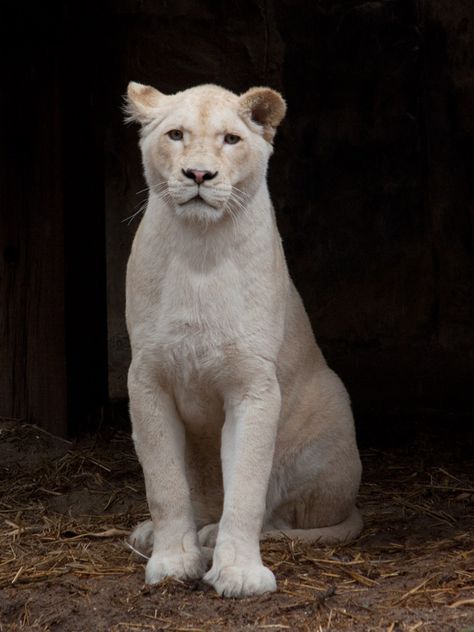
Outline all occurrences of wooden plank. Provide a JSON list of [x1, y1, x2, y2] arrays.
[[25, 60, 68, 435], [0, 11, 68, 434], [0, 5, 108, 436], [60, 5, 108, 434], [0, 112, 28, 422]]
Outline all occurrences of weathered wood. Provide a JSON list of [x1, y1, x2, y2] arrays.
[[0, 12, 67, 435], [60, 5, 108, 435], [25, 67, 68, 435], [0, 5, 107, 436]]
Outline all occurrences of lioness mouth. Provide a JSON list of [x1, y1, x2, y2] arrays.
[[183, 193, 203, 203], [182, 194, 217, 209]]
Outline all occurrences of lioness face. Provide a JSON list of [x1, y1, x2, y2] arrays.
[[126, 83, 286, 224]]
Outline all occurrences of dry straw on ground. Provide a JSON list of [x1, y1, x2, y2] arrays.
[[0, 419, 473, 631]]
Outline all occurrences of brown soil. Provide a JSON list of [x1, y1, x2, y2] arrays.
[[0, 419, 473, 632]]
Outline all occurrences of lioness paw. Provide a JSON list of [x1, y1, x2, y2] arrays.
[[145, 550, 206, 584], [204, 563, 276, 598]]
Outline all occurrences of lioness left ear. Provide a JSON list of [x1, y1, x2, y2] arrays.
[[239, 87, 287, 142], [124, 81, 166, 125]]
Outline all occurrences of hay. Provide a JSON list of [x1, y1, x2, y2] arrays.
[[0, 420, 473, 631], [0, 422, 146, 592]]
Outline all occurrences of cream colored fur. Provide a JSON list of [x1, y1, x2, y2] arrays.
[[125, 82, 362, 598]]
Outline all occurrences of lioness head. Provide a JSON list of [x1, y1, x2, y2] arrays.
[[125, 83, 286, 224]]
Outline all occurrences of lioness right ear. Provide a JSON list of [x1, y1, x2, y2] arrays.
[[239, 87, 287, 142], [124, 81, 165, 125]]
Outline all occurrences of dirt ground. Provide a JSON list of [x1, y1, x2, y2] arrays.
[[0, 419, 473, 632]]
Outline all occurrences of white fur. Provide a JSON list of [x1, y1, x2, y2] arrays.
[[125, 83, 362, 598]]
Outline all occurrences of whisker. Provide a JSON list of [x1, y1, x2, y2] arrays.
[[229, 194, 247, 207], [231, 197, 248, 213], [231, 185, 249, 199], [136, 181, 168, 196], [156, 190, 173, 205], [151, 181, 169, 190], [230, 191, 250, 209], [123, 186, 174, 224], [223, 200, 239, 235], [121, 201, 148, 225], [229, 193, 248, 215], [135, 186, 150, 196]]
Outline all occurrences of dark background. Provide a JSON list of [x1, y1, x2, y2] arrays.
[[0, 1, 473, 448]]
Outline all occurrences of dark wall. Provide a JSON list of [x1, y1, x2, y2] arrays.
[[0, 5, 108, 434], [1, 1, 472, 440], [105, 0, 474, 442], [274, 0, 474, 439]]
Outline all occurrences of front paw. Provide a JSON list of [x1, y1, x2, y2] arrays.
[[204, 563, 276, 598], [145, 550, 206, 584]]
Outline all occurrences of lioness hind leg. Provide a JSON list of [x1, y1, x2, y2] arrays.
[[129, 520, 215, 564], [266, 409, 362, 545], [195, 507, 362, 552], [129, 519, 153, 556], [197, 522, 219, 548]]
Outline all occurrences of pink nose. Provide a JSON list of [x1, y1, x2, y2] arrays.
[[182, 168, 218, 184], [190, 170, 206, 184]]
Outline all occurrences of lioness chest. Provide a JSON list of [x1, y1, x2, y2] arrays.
[[149, 257, 250, 430]]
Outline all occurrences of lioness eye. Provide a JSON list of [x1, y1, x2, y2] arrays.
[[167, 129, 183, 141], [224, 133, 241, 145]]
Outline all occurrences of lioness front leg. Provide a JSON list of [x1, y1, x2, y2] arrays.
[[128, 366, 205, 584], [204, 373, 281, 597]]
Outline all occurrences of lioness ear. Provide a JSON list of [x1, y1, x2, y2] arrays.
[[124, 81, 165, 125], [239, 87, 286, 142]]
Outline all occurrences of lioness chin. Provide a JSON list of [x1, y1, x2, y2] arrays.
[[125, 82, 362, 598]]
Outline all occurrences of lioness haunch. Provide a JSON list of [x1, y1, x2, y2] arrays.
[[125, 82, 362, 598]]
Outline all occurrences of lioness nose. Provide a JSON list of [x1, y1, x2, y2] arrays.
[[182, 168, 218, 184]]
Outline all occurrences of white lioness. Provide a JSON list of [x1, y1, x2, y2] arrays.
[[125, 82, 362, 598]]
